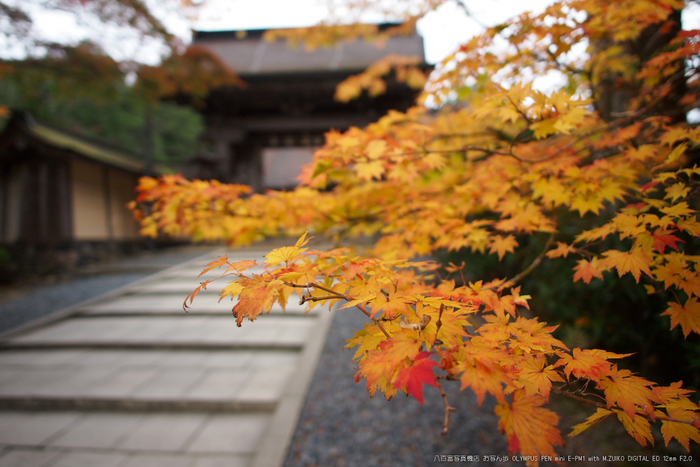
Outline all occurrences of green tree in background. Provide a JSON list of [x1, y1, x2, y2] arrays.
[[0, 74, 205, 166], [0, 1, 236, 166]]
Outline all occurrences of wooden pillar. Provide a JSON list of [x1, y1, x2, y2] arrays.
[[230, 137, 263, 192], [0, 164, 8, 243], [103, 166, 114, 242]]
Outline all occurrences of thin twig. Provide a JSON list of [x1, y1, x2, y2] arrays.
[[433, 304, 445, 349], [299, 294, 346, 305], [436, 379, 457, 435], [509, 233, 555, 285], [283, 281, 390, 337]]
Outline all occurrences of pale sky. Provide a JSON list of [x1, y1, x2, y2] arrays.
[[193, 0, 557, 64], [5, 0, 700, 67], [5, 0, 557, 65]]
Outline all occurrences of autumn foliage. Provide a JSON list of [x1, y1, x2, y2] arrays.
[[130, 0, 700, 463]]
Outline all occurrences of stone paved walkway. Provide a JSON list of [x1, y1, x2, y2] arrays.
[[0, 248, 332, 467]]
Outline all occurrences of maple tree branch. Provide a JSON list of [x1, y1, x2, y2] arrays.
[[509, 233, 555, 285], [370, 146, 517, 161], [283, 281, 337, 295], [435, 379, 457, 435], [356, 303, 391, 339], [552, 385, 607, 409], [285, 280, 392, 337], [299, 294, 345, 305], [505, 93, 533, 125], [432, 304, 444, 349]]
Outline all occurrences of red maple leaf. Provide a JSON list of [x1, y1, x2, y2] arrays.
[[652, 231, 684, 254], [393, 352, 440, 405]]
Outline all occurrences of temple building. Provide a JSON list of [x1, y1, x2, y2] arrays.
[[187, 24, 427, 190], [0, 111, 170, 274]]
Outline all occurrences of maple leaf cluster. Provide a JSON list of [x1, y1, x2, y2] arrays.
[[130, 0, 700, 462]]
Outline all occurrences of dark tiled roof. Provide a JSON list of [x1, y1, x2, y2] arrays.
[[192, 25, 425, 75]]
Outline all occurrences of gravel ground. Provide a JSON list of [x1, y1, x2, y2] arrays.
[[0, 272, 149, 334], [283, 306, 691, 467]]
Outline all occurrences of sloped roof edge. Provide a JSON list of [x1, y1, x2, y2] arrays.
[[192, 22, 408, 42], [2, 111, 172, 175], [192, 23, 426, 76]]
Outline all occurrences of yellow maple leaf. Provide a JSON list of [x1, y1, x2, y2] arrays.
[[616, 410, 654, 447], [665, 182, 691, 202], [661, 201, 696, 218], [354, 160, 385, 181], [219, 281, 244, 302], [530, 118, 559, 139], [569, 408, 614, 437], [612, 213, 647, 240], [265, 245, 308, 266], [660, 400, 700, 451], [365, 140, 387, 160], [571, 193, 604, 216]]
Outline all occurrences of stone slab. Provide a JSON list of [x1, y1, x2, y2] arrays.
[[158, 265, 268, 279], [79, 294, 313, 316], [4, 316, 315, 348], [186, 413, 270, 454], [0, 349, 299, 406], [118, 414, 207, 452], [118, 453, 193, 467], [0, 448, 62, 467], [48, 451, 126, 467], [49, 413, 144, 449], [0, 412, 80, 446]]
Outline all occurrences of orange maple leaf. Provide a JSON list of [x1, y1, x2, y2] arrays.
[[420, 305, 470, 349], [556, 348, 631, 382], [358, 336, 422, 391], [489, 235, 519, 260], [598, 366, 661, 419], [198, 255, 229, 278], [600, 249, 652, 282], [573, 258, 605, 284], [495, 391, 564, 464], [663, 297, 700, 337], [456, 359, 509, 405], [224, 259, 258, 275], [546, 242, 576, 258], [183, 279, 213, 311], [231, 275, 274, 326], [368, 291, 413, 318], [516, 355, 565, 399], [393, 351, 440, 405]]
